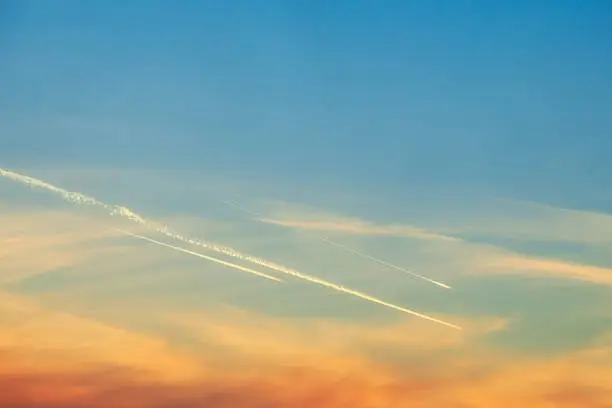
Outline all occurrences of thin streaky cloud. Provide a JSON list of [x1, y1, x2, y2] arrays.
[[259, 217, 458, 241], [484, 254, 612, 286], [427, 196, 612, 247]]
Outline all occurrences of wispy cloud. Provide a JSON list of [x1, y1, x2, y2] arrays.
[[429, 197, 612, 247], [401, 235, 612, 287], [0, 209, 129, 285], [0, 291, 205, 382], [256, 200, 612, 286], [256, 202, 457, 241], [261, 216, 458, 241], [483, 254, 612, 286], [262, 197, 612, 250], [163, 307, 507, 367]]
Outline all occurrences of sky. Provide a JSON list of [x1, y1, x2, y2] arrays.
[[0, 1, 611, 407]]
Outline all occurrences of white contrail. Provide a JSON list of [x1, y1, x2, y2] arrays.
[[0, 168, 460, 329], [218, 198, 452, 289], [0, 168, 282, 283], [0, 168, 303, 276], [119, 230, 458, 328], [117, 229, 283, 283], [317, 237, 452, 289]]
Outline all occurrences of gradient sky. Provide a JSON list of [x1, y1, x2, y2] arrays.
[[1, 1, 611, 407]]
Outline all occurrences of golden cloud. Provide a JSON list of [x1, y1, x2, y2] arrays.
[[0, 288, 609, 408], [0, 210, 132, 284], [261, 216, 459, 241], [481, 254, 612, 286], [164, 307, 508, 367], [0, 310, 609, 407], [257, 203, 457, 241], [0, 292, 205, 382]]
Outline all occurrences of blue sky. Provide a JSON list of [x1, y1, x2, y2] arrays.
[[1, 2, 612, 406], [2, 1, 612, 207]]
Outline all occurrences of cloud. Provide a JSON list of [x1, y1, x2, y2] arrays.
[[0, 292, 493, 408], [247, 197, 612, 287], [0, 291, 205, 382], [259, 197, 612, 286], [257, 203, 457, 241], [483, 254, 612, 285], [0, 209, 131, 285], [414, 236, 612, 286], [0, 296, 609, 408], [0, 271, 608, 408], [162, 307, 509, 371], [0, 204, 285, 292], [6, 168, 610, 292], [1, 169, 610, 406], [262, 216, 459, 241], [426, 197, 612, 247], [253, 196, 612, 248], [0, 362, 440, 408], [1, 357, 608, 408]]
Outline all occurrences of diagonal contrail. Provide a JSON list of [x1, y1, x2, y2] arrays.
[[117, 229, 283, 282], [121, 230, 459, 329], [0, 168, 305, 278], [218, 198, 452, 289], [0, 167, 460, 329], [317, 237, 452, 289]]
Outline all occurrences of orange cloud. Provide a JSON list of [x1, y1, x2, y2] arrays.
[[0, 337, 609, 408], [260, 216, 458, 241], [0, 292, 609, 407], [164, 307, 508, 368], [0, 292, 206, 382], [0, 208, 223, 289], [483, 254, 612, 286], [256, 203, 457, 241], [0, 210, 132, 284]]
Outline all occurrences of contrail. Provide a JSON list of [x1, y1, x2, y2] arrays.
[[0, 168, 282, 283], [218, 198, 452, 289], [0, 168, 460, 329], [0, 168, 307, 277], [120, 230, 458, 328], [117, 229, 283, 283], [317, 237, 452, 289]]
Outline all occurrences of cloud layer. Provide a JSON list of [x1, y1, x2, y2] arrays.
[[1, 170, 611, 407], [0, 294, 609, 408]]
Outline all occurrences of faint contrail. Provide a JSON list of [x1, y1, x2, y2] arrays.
[[318, 237, 452, 289], [0, 168, 460, 329], [117, 229, 283, 282], [218, 198, 452, 289]]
